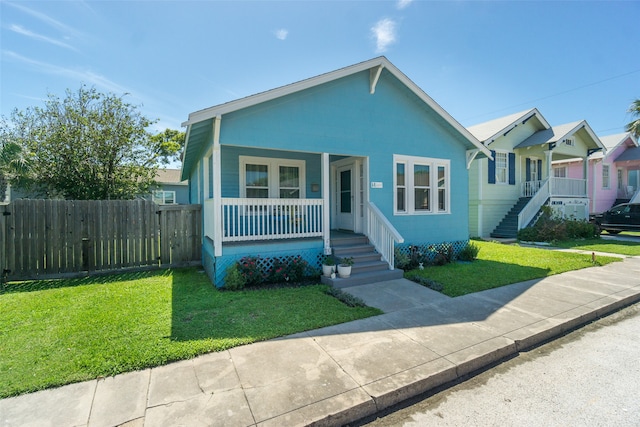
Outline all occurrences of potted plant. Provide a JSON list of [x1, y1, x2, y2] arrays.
[[321, 255, 336, 277], [337, 257, 354, 278]]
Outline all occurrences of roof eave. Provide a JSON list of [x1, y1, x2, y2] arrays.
[[477, 108, 551, 146]]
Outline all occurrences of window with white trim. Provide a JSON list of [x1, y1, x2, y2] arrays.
[[553, 166, 567, 178], [153, 190, 176, 205], [394, 155, 449, 215], [602, 164, 610, 189], [240, 156, 305, 198], [495, 152, 508, 184]]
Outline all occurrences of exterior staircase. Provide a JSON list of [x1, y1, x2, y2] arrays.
[[490, 197, 532, 239], [320, 233, 403, 288]]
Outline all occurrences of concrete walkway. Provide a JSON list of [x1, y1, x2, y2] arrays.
[[2, 256, 640, 427]]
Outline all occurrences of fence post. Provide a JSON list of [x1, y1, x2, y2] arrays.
[[0, 204, 7, 289]]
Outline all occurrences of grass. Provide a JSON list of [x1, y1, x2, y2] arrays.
[[407, 241, 622, 298], [0, 269, 380, 398], [553, 237, 640, 256]]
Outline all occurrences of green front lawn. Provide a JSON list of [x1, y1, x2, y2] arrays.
[[0, 269, 380, 398], [553, 237, 640, 256], [407, 241, 622, 297]]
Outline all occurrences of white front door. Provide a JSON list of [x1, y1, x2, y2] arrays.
[[336, 163, 355, 231]]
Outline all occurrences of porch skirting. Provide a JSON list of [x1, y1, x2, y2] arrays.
[[203, 238, 325, 287]]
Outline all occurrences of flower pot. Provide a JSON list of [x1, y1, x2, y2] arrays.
[[322, 264, 335, 277], [337, 264, 352, 278]]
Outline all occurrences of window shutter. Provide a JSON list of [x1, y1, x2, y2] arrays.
[[488, 150, 496, 184], [525, 158, 531, 182], [537, 160, 542, 179], [508, 152, 516, 185]]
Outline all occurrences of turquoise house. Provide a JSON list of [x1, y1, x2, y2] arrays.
[[180, 57, 490, 287]]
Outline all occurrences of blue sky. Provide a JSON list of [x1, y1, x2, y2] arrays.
[[2, 0, 639, 142]]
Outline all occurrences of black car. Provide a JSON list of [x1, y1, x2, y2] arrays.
[[590, 203, 640, 234]]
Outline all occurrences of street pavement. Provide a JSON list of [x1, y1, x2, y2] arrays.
[[1, 252, 640, 427]]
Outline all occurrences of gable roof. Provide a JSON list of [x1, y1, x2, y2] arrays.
[[591, 132, 639, 160], [155, 168, 187, 185], [181, 57, 490, 180], [514, 120, 604, 151], [614, 145, 640, 162], [467, 108, 551, 144]]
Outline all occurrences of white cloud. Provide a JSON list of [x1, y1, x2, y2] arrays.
[[6, 2, 82, 37], [2, 50, 130, 96], [9, 24, 78, 51], [396, 0, 413, 10], [274, 29, 289, 40], [371, 18, 397, 53]]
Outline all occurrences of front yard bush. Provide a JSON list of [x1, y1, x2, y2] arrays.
[[457, 241, 480, 261], [394, 242, 458, 269], [518, 207, 599, 242], [226, 254, 316, 289]]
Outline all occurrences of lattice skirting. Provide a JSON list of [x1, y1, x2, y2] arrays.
[[395, 240, 469, 261], [210, 248, 324, 287]]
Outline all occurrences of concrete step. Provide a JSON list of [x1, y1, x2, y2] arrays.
[[351, 260, 390, 275], [332, 243, 376, 257], [320, 268, 404, 288]]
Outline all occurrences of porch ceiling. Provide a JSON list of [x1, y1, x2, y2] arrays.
[[181, 118, 213, 181]]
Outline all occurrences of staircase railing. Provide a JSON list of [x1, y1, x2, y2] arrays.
[[367, 202, 404, 270], [518, 178, 550, 230]]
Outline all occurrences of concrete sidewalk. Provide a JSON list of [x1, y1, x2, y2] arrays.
[[2, 256, 640, 427]]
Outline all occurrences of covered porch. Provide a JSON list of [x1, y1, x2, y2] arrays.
[[201, 142, 401, 271]]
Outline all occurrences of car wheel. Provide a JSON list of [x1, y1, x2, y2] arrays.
[[605, 230, 621, 235]]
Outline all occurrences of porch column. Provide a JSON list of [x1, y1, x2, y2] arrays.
[[583, 156, 589, 198], [322, 152, 331, 255], [213, 116, 223, 257], [544, 150, 553, 195], [544, 150, 553, 179]]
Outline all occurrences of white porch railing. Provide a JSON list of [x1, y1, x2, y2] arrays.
[[522, 178, 586, 198], [549, 177, 587, 197], [367, 202, 404, 270], [518, 179, 550, 230], [221, 198, 323, 242], [522, 180, 544, 197]]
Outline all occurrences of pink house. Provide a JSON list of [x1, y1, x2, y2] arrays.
[[553, 132, 640, 214]]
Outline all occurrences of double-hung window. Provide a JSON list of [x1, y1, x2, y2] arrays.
[[394, 155, 449, 215], [553, 166, 567, 178], [602, 164, 610, 189], [153, 190, 176, 205], [240, 156, 305, 199], [495, 152, 508, 184]]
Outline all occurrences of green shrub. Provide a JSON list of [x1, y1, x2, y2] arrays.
[[457, 242, 480, 261], [324, 286, 368, 307], [394, 248, 410, 269], [405, 273, 444, 292], [429, 243, 454, 266], [285, 255, 309, 282], [518, 212, 600, 243], [224, 265, 246, 290], [237, 256, 263, 286]]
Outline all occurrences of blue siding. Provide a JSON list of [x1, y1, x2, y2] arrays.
[[220, 70, 469, 156], [193, 66, 475, 260], [221, 147, 322, 198]]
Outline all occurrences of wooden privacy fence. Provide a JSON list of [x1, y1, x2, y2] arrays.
[[0, 199, 201, 281]]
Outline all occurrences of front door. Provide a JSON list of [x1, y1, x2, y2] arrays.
[[336, 164, 355, 231]]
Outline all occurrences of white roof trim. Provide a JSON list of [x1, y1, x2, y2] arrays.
[[484, 108, 550, 145], [560, 121, 605, 151], [181, 56, 490, 157]]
